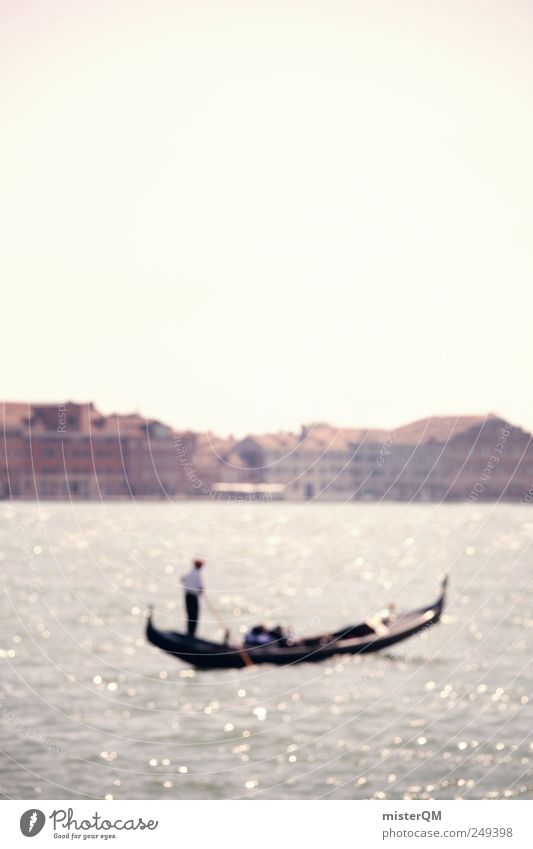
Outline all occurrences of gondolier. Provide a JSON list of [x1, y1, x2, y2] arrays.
[[181, 559, 204, 637]]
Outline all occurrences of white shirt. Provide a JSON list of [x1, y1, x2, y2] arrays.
[[181, 568, 204, 595]]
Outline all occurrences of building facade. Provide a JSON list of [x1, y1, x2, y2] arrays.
[[2, 404, 531, 502], [1, 402, 190, 499], [226, 416, 533, 502]]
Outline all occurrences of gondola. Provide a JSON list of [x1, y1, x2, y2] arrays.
[[146, 576, 447, 670]]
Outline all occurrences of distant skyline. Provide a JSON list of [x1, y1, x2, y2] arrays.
[[1, 399, 525, 443], [2, 0, 532, 437]]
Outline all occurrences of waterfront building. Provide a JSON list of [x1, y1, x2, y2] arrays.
[[0, 402, 188, 499], [226, 416, 533, 503], [2, 404, 531, 502]]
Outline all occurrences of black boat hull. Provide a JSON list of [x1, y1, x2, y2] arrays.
[[146, 578, 447, 670]]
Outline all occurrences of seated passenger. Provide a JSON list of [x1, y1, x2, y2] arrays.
[[269, 625, 288, 647], [365, 603, 397, 636], [244, 625, 272, 647]]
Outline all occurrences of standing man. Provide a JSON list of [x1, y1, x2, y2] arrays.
[[181, 559, 204, 637]]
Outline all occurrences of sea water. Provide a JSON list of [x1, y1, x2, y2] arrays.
[[1, 501, 531, 799]]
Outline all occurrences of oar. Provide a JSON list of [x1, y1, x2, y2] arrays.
[[204, 594, 254, 668]]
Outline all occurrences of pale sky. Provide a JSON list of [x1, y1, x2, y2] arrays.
[[1, 0, 532, 437]]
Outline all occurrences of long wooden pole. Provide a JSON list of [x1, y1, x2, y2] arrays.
[[204, 594, 254, 667]]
